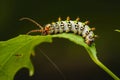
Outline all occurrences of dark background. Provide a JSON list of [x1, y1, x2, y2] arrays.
[[0, 0, 120, 80]]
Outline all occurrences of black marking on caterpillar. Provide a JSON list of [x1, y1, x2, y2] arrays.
[[19, 17, 97, 45]]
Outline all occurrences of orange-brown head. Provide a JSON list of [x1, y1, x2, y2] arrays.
[[45, 24, 51, 31]]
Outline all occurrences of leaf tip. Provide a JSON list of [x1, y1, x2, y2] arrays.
[[115, 29, 120, 32]]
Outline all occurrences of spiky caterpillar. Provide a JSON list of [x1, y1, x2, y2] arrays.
[[20, 17, 97, 45]]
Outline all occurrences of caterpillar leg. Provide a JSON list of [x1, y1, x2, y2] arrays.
[[85, 40, 93, 45]]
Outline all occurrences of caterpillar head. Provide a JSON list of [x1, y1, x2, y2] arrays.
[[45, 24, 51, 31]]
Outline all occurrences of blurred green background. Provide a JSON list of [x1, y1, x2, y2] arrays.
[[0, 0, 120, 80]]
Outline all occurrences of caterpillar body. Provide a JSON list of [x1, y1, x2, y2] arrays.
[[20, 17, 97, 45]]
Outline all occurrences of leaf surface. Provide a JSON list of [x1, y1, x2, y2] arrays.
[[0, 35, 52, 80]]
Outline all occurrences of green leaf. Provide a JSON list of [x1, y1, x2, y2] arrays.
[[0, 35, 52, 80], [0, 33, 119, 80], [115, 29, 120, 32], [53, 34, 120, 80]]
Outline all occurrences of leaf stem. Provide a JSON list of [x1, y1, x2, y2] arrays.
[[86, 48, 120, 80]]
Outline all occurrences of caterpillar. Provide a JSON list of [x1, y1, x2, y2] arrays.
[[20, 17, 97, 45]]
